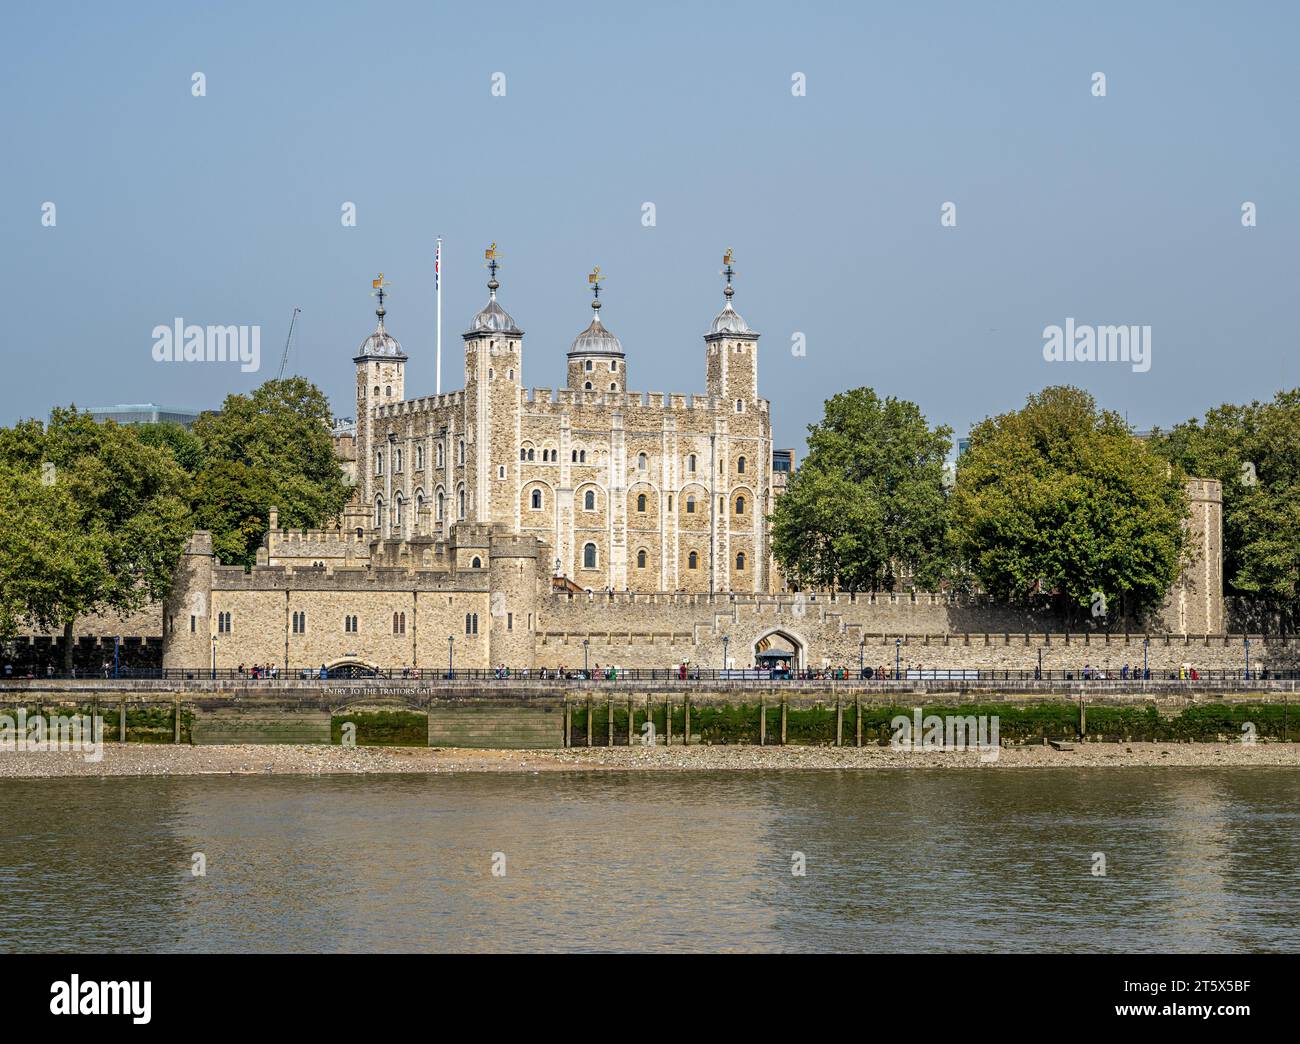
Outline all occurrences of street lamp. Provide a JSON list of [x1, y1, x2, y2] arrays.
[[583, 638, 590, 677], [447, 635, 454, 680], [210, 635, 217, 680], [722, 635, 729, 674], [895, 637, 901, 680], [859, 638, 865, 678], [1244, 636, 1250, 681], [1143, 637, 1150, 679], [114, 635, 120, 680]]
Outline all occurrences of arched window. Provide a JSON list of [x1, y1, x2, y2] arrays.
[[637, 452, 647, 470], [686, 495, 696, 513], [610, 383, 617, 391], [583, 543, 597, 569], [528, 448, 535, 461], [520, 448, 527, 461], [436, 490, 444, 520], [736, 552, 746, 570], [375, 450, 383, 476], [458, 440, 465, 464], [688, 551, 699, 569], [735, 495, 745, 515], [374, 495, 384, 529], [465, 613, 478, 635], [416, 445, 424, 470], [584, 490, 595, 511], [436, 443, 444, 467], [637, 549, 647, 569], [585, 359, 593, 371], [394, 491, 403, 527], [386, 385, 392, 397], [457, 486, 465, 518], [737, 456, 746, 474], [584, 382, 592, 390], [580, 450, 587, 463], [416, 490, 424, 514], [471, 557, 482, 569], [736, 399, 744, 413], [637, 493, 647, 512], [531, 489, 542, 510], [395, 448, 402, 472], [688, 454, 697, 472], [611, 360, 618, 371]]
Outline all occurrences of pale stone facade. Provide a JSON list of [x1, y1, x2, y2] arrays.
[[146, 258, 1229, 674], [342, 264, 774, 596]]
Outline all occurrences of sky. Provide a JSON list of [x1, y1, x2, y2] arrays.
[[1, 0, 1296, 456]]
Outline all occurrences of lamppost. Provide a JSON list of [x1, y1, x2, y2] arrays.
[[895, 637, 901, 680], [722, 635, 729, 674], [859, 638, 865, 678], [114, 635, 120, 680], [1036, 646, 1042, 681], [211, 635, 217, 680], [1143, 637, 1149, 679], [447, 635, 454, 680], [1244, 636, 1250, 681]]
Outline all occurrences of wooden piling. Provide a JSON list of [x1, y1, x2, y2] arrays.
[[119, 699, 127, 743], [780, 697, 788, 745], [174, 700, 182, 743], [759, 695, 767, 746], [684, 697, 691, 746], [855, 696, 862, 747], [835, 698, 843, 747], [586, 696, 593, 747], [607, 698, 614, 747], [665, 700, 672, 746], [627, 698, 634, 745]]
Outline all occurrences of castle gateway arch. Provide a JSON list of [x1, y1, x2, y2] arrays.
[[753, 629, 804, 671]]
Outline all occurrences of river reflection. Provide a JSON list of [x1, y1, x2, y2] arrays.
[[0, 769, 1296, 952]]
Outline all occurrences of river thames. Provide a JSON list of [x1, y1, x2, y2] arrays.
[[2, 768, 1297, 953]]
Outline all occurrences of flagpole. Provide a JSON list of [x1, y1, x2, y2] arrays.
[[435, 237, 443, 395]]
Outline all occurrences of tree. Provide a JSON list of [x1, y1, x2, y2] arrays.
[[952, 386, 1187, 628], [1150, 389, 1300, 630], [190, 378, 350, 567], [771, 388, 952, 590], [136, 420, 206, 474], [0, 409, 193, 671]]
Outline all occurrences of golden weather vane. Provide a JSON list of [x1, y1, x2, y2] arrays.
[[370, 273, 392, 307], [484, 242, 501, 282], [721, 249, 736, 292], [588, 265, 604, 304]]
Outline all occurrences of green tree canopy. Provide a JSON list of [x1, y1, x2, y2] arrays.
[[1150, 389, 1300, 630], [0, 409, 193, 669], [952, 385, 1187, 627], [190, 378, 351, 567], [770, 388, 953, 591]]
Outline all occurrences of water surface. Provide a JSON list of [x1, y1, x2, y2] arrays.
[[1, 768, 1296, 952]]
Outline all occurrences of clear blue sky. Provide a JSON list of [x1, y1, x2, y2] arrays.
[[2, 0, 1295, 455]]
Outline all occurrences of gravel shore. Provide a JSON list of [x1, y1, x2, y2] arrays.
[[1, 740, 1298, 778]]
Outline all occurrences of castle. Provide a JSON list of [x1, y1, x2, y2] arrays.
[[148, 249, 1233, 676]]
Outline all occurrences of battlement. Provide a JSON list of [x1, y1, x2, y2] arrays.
[[211, 562, 489, 592], [374, 390, 465, 420], [520, 387, 769, 415]]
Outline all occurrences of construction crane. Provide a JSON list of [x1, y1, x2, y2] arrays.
[[276, 307, 301, 381]]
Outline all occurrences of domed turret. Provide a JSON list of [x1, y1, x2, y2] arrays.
[[353, 279, 407, 361], [567, 266, 626, 394], [466, 259, 522, 337]]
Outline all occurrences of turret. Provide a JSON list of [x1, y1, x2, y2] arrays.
[[567, 265, 626, 394], [704, 249, 759, 407], [462, 243, 524, 528], [353, 275, 407, 536]]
